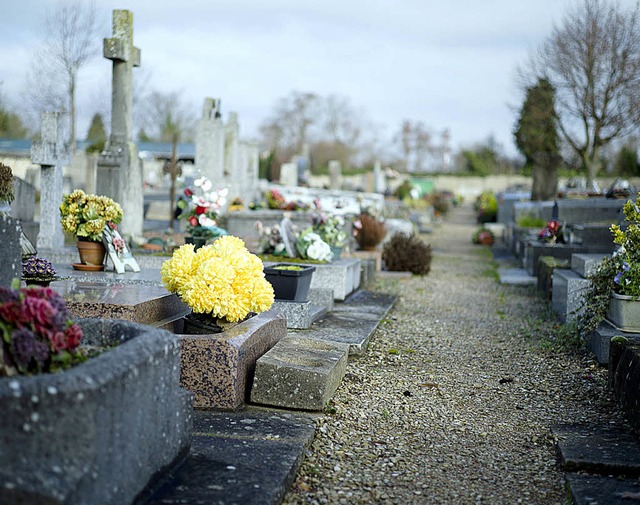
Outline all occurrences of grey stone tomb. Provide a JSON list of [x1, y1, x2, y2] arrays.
[[31, 111, 69, 251], [0, 214, 21, 287], [96, 9, 143, 238]]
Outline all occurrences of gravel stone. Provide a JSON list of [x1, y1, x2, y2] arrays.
[[282, 205, 627, 505]]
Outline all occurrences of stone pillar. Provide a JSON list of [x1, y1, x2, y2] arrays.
[[239, 140, 260, 203], [0, 214, 21, 287], [195, 98, 225, 184], [31, 112, 70, 251], [280, 163, 298, 187], [224, 111, 240, 195], [328, 160, 342, 190], [97, 9, 143, 238], [373, 160, 386, 194]]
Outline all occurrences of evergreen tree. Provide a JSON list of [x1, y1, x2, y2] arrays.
[[85, 113, 106, 153], [514, 78, 560, 200]]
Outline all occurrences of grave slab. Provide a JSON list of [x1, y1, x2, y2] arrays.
[[139, 410, 315, 505], [177, 309, 287, 409], [51, 279, 190, 327], [250, 335, 349, 410], [552, 424, 640, 476], [524, 242, 591, 277], [552, 269, 591, 322], [571, 253, 608, 278], [289, 290, 396, 355], [566, 473, 640, 505], [307, 288, 334, 312], [498, 268, 536, 286], [0, 214, 21, 288]]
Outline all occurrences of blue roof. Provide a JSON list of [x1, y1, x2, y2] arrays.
[[0, 138, 196, 158]]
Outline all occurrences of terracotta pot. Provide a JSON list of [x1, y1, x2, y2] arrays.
[[76, 240, 106, 266]]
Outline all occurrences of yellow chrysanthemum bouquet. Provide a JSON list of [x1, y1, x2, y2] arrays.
[[60, 189, 123, 242], [161, 235, 274, 323]]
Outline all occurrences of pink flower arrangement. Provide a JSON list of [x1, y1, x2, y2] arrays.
[[0, 282, 84, 375]]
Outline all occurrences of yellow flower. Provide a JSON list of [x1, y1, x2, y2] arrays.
[[161, 235, 274, 321]]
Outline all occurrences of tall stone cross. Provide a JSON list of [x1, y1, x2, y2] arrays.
[[31, 112, 70, 251], [97, 9, 143, 238]]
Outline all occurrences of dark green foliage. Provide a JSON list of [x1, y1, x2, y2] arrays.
[[85, 113, 106, 154], [514, 78, 560, 201], [0, 163, 14, 203], [614, 142, 639, 176], [394, 180, 414, 200], [382, 232, 432, 275]]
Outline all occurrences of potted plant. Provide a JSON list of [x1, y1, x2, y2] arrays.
[[0, 281, 192, 504], [581, 194, 640, 333], [21, 256, 64, 287], [59, 189, 123, 269], [264, 263, 316, 301], [161, 235, 275, 333], [296, 229, 334, 262], [537, 219, 566, 244], [472, 227, 495, 245], [353, 210, 387, 251], [310, 207, 347, 258], [177, 176, 228, 250]]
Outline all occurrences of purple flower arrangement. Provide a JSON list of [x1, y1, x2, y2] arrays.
[[0, 282, 84, 375], [22, 256, 57, 281]]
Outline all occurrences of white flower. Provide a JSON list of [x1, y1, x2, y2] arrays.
[[198, 215, 216, 226], [307, 239, 333, 261]]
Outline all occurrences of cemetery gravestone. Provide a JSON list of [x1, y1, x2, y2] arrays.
[[328, 160, 342, 190], [31, 111, 69, 251], [196, 98, 225, 185], [0, 214, 21, 287], [97, 9, 143, 238]]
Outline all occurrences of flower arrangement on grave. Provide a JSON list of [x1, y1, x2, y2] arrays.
[[310, 205, 347, 249], [161, 235, 274, 324], [296, 230, 333, 262], [537, 219, 565, 244], [21, 256, 63, 286], [264, 189, 310, 211], [353, 208, 386, 251], [0, 280, 85, 375], [177, 176, 229, 241], [60, 189, 123, 242], [0, 163, 14, 206], [227, 197, 245, 211], [580, 194, 640, 333], [255, 221, 288, 256], [472, 227, 495, 245], [474, 191, 497, 224]]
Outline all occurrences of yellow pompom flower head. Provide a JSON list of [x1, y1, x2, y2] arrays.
[[161, 235, 274, 323]]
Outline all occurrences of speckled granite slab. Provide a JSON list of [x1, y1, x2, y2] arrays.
[[51, 279, 190, 327], [177, 309, 287, 410]]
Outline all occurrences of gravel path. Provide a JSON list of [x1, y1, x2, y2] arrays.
[[282, 204, 627, 505]]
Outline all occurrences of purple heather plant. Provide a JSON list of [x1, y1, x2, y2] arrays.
[[22, 256, 57, 279]]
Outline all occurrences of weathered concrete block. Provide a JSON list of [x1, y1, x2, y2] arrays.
[[271, 299, 328, 329], [552, 269, 591, 322], [0, 319, 193, 505], [524, 242, 590, 277], [571, 253, 608, 278], [310, 258, 361, 301], [178, 309, 287, 410], [307, 288, 334, 312], [250, 335, 349, 411], [585, 321, 622, 365], [0, 214, 21, 288]]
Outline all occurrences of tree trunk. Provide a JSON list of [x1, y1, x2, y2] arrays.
[[585, 147, 601, 190], [69, 74, 76, 153], [168, 134, 178, 232], [531, 153, 560, 201]]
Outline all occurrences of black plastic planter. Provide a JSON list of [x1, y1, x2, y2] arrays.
[[264, 263, 316, 301]]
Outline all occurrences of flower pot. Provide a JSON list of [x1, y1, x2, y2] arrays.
[[607, 293, 640, 333], [477, 231, 494, 245], [184, 236, 207, 250], [23, 278, 53, 287], [264, 264, 316, 301], [330, 246, 343, 259], [76, 240, 106, 266], [0, 319, 192, 505]]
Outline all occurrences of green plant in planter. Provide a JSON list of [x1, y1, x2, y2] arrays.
[[273, 265, 304, 271], [516, 214, 546, 228], [580, 194, 640, 333]]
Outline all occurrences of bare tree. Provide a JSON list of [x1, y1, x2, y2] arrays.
[[24, 0, 101, 151], [531, 0, 640, 185]]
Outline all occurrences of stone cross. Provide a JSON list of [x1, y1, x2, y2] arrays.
[[196, 97, 225, 184], [97, 9, 143, 238], [31, 112, 70, 250]]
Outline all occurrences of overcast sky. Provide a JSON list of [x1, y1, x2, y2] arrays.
[[1, 0, 638, 158]]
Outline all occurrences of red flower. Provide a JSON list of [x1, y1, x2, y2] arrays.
[[195, 205, 207, 215], [189, 216, 198, 227], [184, 188, 193, 197], [64, 324, 83, 350]]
